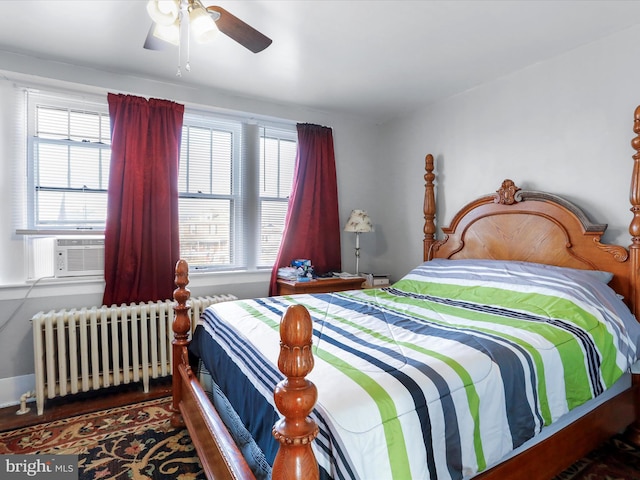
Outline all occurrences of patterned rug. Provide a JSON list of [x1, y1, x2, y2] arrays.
[[0, 397, 204, 480], [1, 396, 640, 479]]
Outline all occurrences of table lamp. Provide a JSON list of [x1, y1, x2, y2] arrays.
[[344, 209, 373, 275]]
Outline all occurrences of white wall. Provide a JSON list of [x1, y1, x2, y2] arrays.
[[373, 24, 640, 282], [0, 54, 380, 405]]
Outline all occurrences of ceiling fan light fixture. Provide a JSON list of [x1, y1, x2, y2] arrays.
[[146, 0, 180, 26], [189, 4, 219, 44], [153, 19, 181, 46]]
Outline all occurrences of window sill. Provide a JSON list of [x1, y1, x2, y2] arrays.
[[0, 270, 272, 301], [16, 229, 105, 236], [188, 268, 270, 286]]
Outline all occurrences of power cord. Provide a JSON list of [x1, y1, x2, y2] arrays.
[[0, 276, 53, 335]]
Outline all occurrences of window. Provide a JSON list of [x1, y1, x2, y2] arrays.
[[178, 116, 241, 269], [24, 90, 297, 271], [259, 127, 297, 266], [27, 93, 111, 231]]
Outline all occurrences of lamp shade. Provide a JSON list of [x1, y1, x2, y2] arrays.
[[147, 0, 180, 26], [344, 209, 373, 233], [153, 19, 181, 46], [189, 4, 219, 43]]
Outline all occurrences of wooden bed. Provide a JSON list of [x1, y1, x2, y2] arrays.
[[171, 105, 640, 480]]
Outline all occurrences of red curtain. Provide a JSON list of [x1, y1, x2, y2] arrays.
[[269, 123, 341, 295], [102, 93, 184, 306]]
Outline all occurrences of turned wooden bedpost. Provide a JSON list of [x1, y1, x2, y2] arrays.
[[424, 154, 437, 261], [626, 106, 640, 446], [629, 105, 640, 319], [171, 259, 191, 428], [272, 305, 320, 480]]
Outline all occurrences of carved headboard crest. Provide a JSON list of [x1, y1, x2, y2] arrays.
[[494, 179, 522, 205]]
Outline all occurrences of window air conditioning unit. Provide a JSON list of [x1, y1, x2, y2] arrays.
[[54, 237, 105, 277]]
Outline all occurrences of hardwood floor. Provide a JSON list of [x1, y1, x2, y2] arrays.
[[0, 378, 172, 432]]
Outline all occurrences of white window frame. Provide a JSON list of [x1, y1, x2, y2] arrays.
[[26, 91, 111, 232]]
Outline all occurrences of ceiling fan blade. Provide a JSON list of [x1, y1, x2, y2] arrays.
[[143, 23, 170, 50], [206, 5, 272, 53]]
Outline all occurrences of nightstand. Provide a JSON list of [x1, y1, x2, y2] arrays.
[[276, 277, 364, 295]]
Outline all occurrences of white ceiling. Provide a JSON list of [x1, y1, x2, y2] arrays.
[[1, 0, 640, 122]]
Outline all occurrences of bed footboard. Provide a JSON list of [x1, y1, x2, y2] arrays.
[[178, 346, 255, 479], [171, 259, 320, 480]]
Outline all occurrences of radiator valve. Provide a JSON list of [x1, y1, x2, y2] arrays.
[[16, 390, 35, 415]]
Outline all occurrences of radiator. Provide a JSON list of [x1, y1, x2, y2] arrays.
[[31, 294, 237, 415]]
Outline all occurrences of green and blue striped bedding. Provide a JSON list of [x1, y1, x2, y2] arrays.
[[192, 259, 640, 480]]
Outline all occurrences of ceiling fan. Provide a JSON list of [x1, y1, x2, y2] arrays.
[[144, 0, 272, 54]]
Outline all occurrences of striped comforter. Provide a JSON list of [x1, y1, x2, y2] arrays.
[[192, 259, 640, 480]]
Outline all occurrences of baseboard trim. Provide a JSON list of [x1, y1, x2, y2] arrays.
[[0, 374, 35, 408]]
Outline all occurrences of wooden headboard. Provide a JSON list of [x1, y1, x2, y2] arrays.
[[422, 106, 640, 319]]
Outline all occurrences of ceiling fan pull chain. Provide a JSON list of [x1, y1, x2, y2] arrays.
[[185, 13, 191, 73], [176, 10, 183, 77]]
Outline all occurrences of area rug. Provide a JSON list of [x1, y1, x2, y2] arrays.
[[1, 397, 640, 480], [0, 397, 204, 480]]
